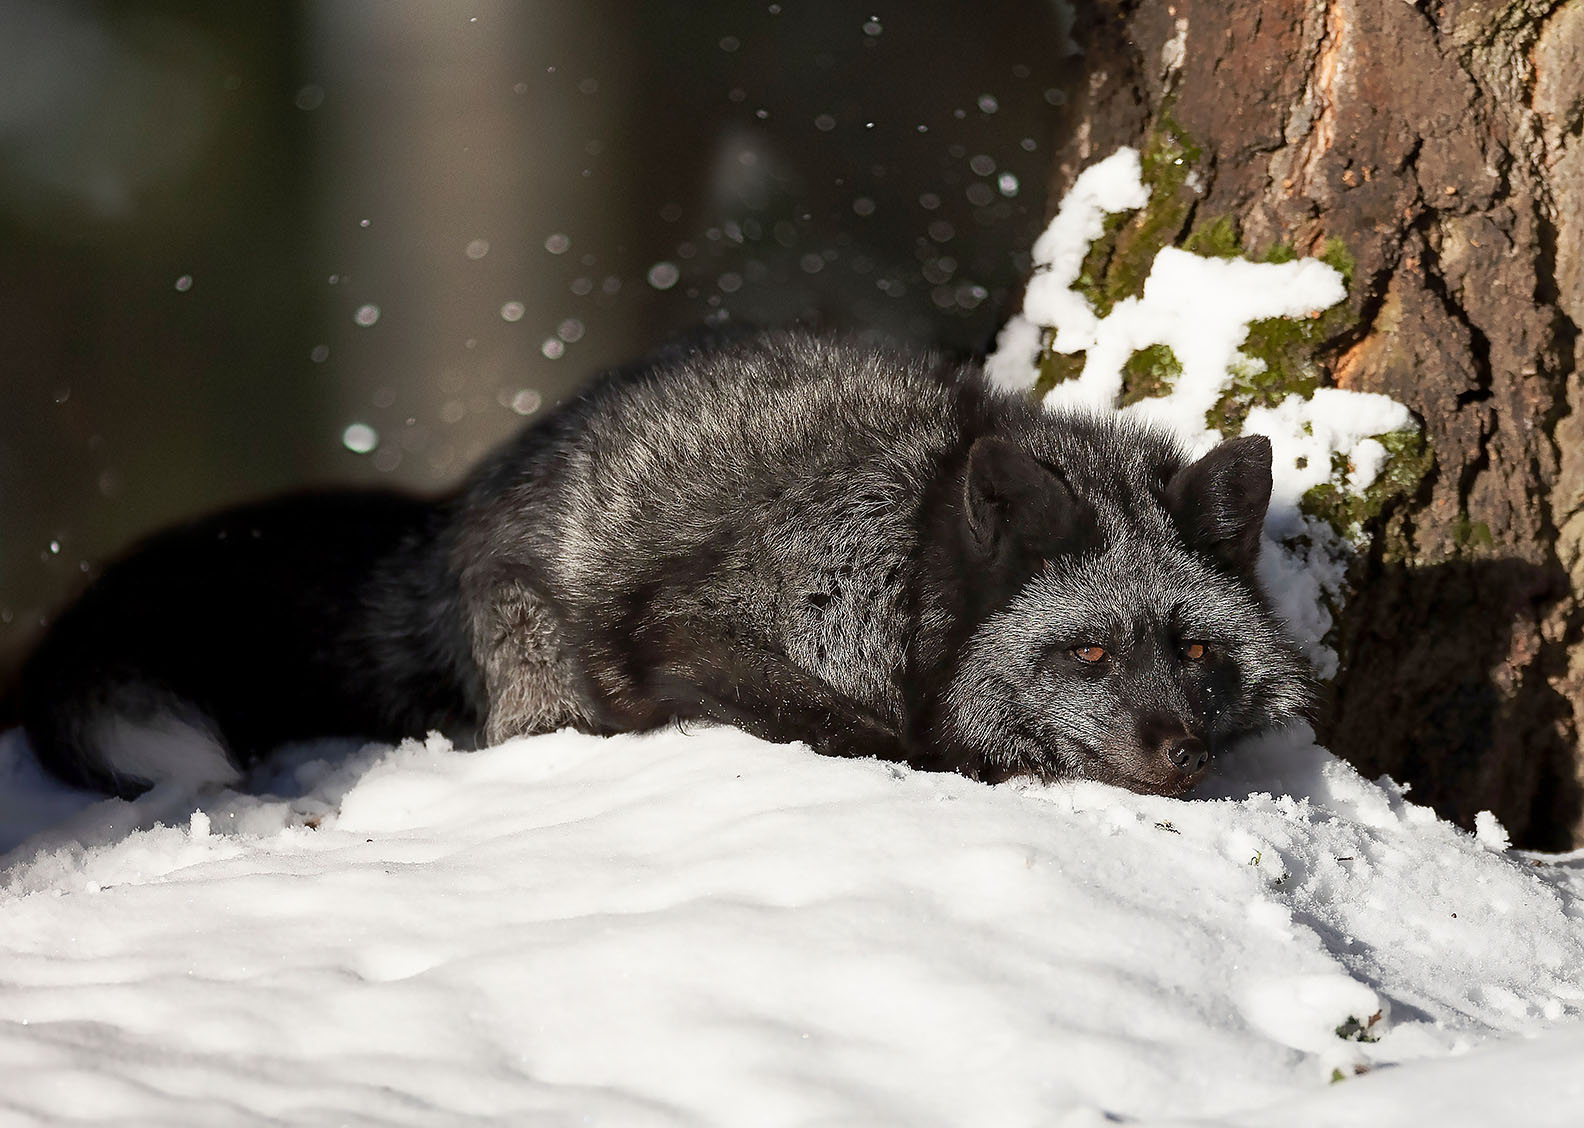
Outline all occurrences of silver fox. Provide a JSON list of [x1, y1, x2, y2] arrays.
[[21, 330, 1312, 797]]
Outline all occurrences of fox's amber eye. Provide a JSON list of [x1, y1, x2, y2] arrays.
[[1072, 644, 1107, 664], [1182, 642, 1208, 661]]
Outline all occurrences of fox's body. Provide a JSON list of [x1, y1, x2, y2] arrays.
[[21, 331, 1311, 797]]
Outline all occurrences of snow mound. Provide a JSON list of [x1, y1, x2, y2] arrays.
[[3, 724, 1583, 1125]]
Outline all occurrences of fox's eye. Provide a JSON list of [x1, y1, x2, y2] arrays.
[[1181, 642, 1209, 661], [1072, 644, 1108, 664]]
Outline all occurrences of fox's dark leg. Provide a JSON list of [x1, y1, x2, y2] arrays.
[[707, 694, 911, 762], [650, 652, 916, 765], [467, 578, 591, 746]]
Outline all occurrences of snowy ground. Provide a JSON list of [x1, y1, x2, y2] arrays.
[[3, 722, 1583, 1126]]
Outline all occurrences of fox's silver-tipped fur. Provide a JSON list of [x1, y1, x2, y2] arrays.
[[945, 537, 1313, 791], [22, 329, 1313, 798]]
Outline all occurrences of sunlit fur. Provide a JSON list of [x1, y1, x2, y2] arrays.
[[22, 330, 1313, 798], [456, 329, 1313, 790]]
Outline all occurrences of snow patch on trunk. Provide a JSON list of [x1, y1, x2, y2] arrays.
[[987, 146, 1416, 674]]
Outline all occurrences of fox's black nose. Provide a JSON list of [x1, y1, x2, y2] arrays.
[[1168, 737, 1209, 773]]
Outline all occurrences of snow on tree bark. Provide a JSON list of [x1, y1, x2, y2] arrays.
[[1047, 0, 1584, 847]]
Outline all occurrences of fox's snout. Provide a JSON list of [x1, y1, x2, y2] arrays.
[[1165, 735, 1208, 774], [1134, 719, 1212, 794]]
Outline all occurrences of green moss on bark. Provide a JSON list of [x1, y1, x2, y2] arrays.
[[1032, 110, 1207, 393], [1120, 345, 1183, 405], [1208, 239, 1361, 434], [1034, 346, 1085, 396], [1299, 430, 1434, 557], [1182, 215, 1240, 259], [1078, 110, 1203, 317], [1453, 518, 1494, 551]]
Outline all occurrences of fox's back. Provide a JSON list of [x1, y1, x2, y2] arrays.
[[489, 333, 977, 722]]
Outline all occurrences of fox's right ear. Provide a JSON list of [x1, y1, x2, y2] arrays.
[[963, 437, 1091, 561], [1165, 434, 1273, 573]]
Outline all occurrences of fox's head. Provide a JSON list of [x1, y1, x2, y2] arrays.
[[931, 420, 1314, 796]]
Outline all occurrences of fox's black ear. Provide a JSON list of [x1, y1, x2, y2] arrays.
[[963, 437, 1090, 560], [1165, 435, 1273, 573]]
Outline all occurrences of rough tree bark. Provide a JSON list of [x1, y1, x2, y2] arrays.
[[1049, 0, 1584, 848]]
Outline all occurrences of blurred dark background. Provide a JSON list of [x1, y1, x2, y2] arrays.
[[0, 0, 1078, 681]]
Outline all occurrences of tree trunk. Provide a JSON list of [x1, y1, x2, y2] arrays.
[[1050, 0, 1584, 848]]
